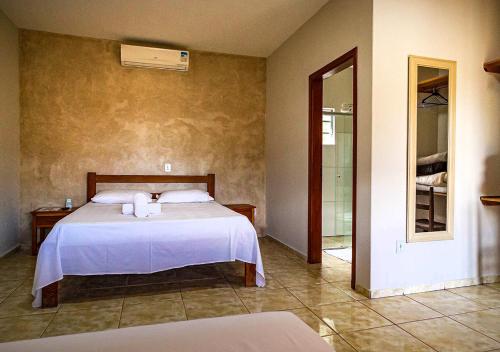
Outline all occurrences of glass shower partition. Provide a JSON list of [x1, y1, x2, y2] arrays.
[[322, 109, 353, 249]]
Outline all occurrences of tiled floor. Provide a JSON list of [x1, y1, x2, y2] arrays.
[[0, 237, 499, 352]]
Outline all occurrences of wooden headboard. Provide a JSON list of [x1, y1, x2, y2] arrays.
[[86, 172, 215, 202]]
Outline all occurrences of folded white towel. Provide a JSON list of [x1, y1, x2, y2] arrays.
[[147, 202, 161, 216], [122, 203, 134, 215], [134, 193, 149, 218]]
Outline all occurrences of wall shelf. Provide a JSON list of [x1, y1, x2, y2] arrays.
[[417, 75, 448, 92], [483, 58, 500, 73], [480, 196, 500, 206]]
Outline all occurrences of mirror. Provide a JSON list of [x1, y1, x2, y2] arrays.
[[407, 56, 456, 242]]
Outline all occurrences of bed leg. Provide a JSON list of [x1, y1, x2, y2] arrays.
[[244, 263, 256, 287], [42, 281, 59, 308]]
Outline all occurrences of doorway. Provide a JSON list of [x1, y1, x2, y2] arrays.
[[308, 48, 357, 289]]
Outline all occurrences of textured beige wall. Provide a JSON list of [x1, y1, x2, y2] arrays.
[[0, 10, 20, 255], [19, 30, 266, 243]]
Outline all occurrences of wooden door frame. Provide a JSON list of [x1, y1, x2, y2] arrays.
[[308, 47, 358, 289]]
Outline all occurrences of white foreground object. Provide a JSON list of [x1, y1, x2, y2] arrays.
[[0, 312, 332, 352]]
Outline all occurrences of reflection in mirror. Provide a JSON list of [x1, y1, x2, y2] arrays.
[[415, 67, 448, 233], [407, 56, 455, 242]]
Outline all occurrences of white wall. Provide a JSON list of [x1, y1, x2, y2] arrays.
[[371, 0, 500, 291], [266, 0, 372, 288], [0, 10, 20, 255]]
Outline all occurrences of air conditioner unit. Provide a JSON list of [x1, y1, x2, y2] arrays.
[[120, 44, 189, 71]]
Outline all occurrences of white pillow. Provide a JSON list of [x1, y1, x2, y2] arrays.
[[91, 190, 152, 204], [157, 189, 214, 203]]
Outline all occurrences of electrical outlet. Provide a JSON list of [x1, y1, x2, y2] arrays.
[[396, 240, 405, 254], [164, 163, 172, 172]]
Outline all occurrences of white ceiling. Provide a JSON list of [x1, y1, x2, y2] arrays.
[[0, 0, 328, 57]]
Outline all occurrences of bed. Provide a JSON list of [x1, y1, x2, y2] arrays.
[[0, 312, 332, 352], [32, 173, 265, 308]]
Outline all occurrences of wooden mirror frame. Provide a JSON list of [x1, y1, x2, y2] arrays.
[[407, 56, 456, 242]]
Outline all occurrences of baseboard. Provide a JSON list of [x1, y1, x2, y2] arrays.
[[0, 243, 21, 258], [366, 275, 500, 299], [263, 234, 307, 261]]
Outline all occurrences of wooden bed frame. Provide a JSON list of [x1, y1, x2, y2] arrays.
[[41, 172, 257, 308]]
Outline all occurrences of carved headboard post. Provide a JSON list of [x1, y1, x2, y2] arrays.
[[87, 172, 97, 202], [207, 174, 215, 198]]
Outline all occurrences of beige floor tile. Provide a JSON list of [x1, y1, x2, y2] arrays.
[[43, 307, 121, 337], [312, 301, 392, 333], [0, 266, 34, 282], [124, 291, 181, 306], [288, 283, 354, 307], [0, 313, 54, 342], [314, 267, 352, 283], [124, 282, 180, 301], [408, 290, 488, 315], [341, 325, 433, 351], [287, 308, 334, 336], [448, 286, 500, 308], [60, 297, 123, 312], [238, 288, 304, 312], [361, 296, 442, 323], [0, 294, 58, 318], [333, 281, 369, 300], [184, 295, 248, 320], [487, 283, 500, 291], [322, 335, 357, 352], [120, 299, 186, 328], [0, 280, 23, 295], [181, 287, 237, 300], [9, 278, 33, 296], [180, 278, 231, 291], [232, 277, 284, 292], [272, 270, 327, 287], [450, 308, 500, 341], [400, 317, 500, 352]]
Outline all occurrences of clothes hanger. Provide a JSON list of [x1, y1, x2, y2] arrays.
[[419, 88, 448, 108]]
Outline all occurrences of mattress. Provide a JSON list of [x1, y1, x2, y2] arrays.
[[0, 312, 332, 352], [32, 201, 265, 307]]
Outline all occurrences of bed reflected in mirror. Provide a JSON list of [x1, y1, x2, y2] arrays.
[[407, 56, 456, 242]]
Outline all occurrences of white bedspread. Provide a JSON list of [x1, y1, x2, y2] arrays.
[[32, 202, 265, 307]]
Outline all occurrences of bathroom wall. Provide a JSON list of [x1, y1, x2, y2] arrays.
[[19, 30, 267, 243]]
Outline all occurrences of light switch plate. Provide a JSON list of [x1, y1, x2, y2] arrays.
[[164, 163, 172, 172]]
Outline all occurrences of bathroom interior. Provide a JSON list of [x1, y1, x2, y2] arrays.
[[321, 66, 353, 263]]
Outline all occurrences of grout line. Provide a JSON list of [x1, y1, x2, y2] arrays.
[[117, 297, 125, 328], [39, 311, 58, 338], [447, 310, 500, 343], [394, 323, 439, 352], [405, 292, 492, 317]]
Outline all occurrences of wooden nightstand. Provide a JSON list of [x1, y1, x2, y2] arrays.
[[223, 204, 256, 224], [31, 207, 79, 255]]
